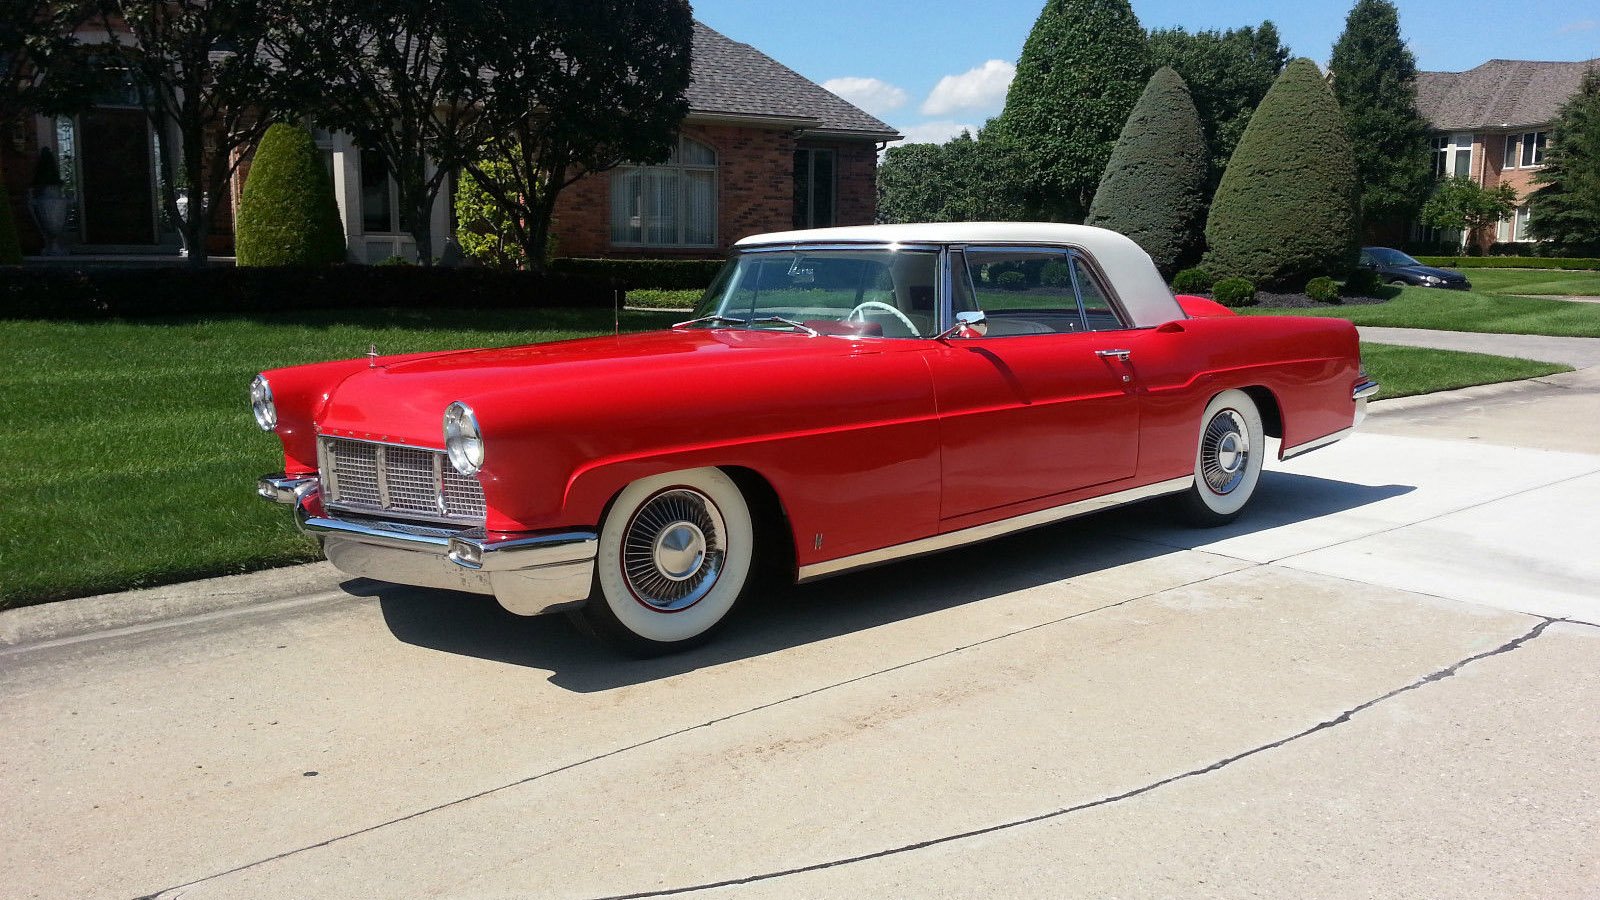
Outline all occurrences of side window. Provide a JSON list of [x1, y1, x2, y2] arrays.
[[962, 249, 1082, 335], [1071, 255, 1124, 332]]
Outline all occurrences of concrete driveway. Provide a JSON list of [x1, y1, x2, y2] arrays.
[[3, 376, 1598, 900]]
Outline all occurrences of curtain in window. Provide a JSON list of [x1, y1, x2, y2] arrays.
[[685, 170, 715, 245]]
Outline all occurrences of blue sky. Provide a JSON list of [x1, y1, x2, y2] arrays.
[[691, 0, 1599, 144]]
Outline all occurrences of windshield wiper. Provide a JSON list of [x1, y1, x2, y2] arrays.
[[672, 314, 748, 329], [749, 316, 820, 336]]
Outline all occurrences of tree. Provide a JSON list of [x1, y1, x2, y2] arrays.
[[1149, 21, 1288, 198], [97, 0, 298, 267], [1421, 176, 1517, 250], [235, 123, 345, 265], [1086, 67, 1207, 275], [1204, 58, 1360, 289], [1529, 68, 1600, 249], [1329, 0, 1432, 236], [992, 0, 1150, 222], [460, 0, 693, 272], [876, 128, 1025, 224]]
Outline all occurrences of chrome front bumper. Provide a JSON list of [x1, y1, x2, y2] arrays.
[[259, 474, 597, 616]]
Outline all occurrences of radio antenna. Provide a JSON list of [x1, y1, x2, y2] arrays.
[[614, 289, 621, 336]]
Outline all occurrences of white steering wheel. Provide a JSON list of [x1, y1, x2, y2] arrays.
[[845, 300, 920, 336]]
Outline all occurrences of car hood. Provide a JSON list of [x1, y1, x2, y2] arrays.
[[315, 327, 916, 445]]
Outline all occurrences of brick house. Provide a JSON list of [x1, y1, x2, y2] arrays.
[[3, 20, 896, 261], [1413, 57, 1598, 250]]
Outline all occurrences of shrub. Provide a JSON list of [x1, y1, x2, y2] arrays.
[[1040, 259, 1073, 287], [1305, 275, 1340, 302], [235, 123, 346, 267], [548, 257, 722, 290], [1171, 266, 1213, 293], [626, 288, 701, 309], [997, 270, 1028, 291], [1344, 268, 1381, 295], [454, 158, 528, 270], [1086, 66, 1208, 276], [0, 266, 620, 319], [1204, 58, 1359, 290], [1211, 276, 1257, 307]]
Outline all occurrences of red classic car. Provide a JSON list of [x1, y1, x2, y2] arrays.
[[255, 223, 1376, 654]]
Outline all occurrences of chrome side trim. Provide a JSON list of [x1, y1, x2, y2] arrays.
[[259, 473, 317, 505], [1280, 427, 1354, 462], [796, 476, 1193, 582], [1353, 379, 1380, 400]]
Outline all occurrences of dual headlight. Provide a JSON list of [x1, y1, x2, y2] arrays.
[[444, 401, 485, 477], [250, 374, 277, 432]]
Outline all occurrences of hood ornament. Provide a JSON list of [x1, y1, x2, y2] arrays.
[[367, 343, 378, 368]]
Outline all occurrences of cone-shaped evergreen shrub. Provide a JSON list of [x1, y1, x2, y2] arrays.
[[236, 123, 345, 266], [1087, 66, 1207, 275], [1204, 58, 1358, 289], [0, 158, 22, 265]]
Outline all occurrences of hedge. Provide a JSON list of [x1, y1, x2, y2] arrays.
[[1413, 256, 1600, 270], [0, 266, 620, 319], [235, 123, 345, 266], [626, 288, 701, 310], [550, 257, 723, 290]]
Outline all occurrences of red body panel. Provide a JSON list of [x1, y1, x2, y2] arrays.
[[263, 312, 1361, 572]]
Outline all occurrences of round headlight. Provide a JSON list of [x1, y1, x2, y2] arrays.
[[250, 374, 277, 432], [443, 401, 484, 476]]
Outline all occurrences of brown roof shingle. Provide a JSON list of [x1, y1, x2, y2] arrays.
[[1416, 58, 1598, 131]]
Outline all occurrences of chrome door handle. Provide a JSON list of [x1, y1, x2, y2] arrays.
[[1095, 349, 1132, 361]]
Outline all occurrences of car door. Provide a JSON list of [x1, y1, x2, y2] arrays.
[[929, 247, 1141, 521]]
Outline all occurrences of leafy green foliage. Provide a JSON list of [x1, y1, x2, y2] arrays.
[[1344, 268, 1381, 295], [1529, 69, 1600, 246], [454, 159, 527, 270], [1329, 0, 1432, 231], [1040, 260, 1073, 287], [1305, 276, 1340, 302], [993, 0, 1151, 221], [0, 0, 105, 121], [876, 129, 1026, 223], [997, 270, 1028, 290], [1212, 276, 1257, 306], [1171, 267, 1214, 292], [1421, 176, 1517, 248], [625, 288, 701, 309], [235, 123, 345, 267], [1148, 21, 1288, 198], [1204, 58, 1360, 290], [1086, 66, 1208, 274]]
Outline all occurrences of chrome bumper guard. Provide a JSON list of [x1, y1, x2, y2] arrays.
[[258, 474, 597, 616], [1352, 378, 1379, 427]]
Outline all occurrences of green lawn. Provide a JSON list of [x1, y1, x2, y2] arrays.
[[0, 308, 678, 609], [0, 309, 1572, 609], [1444, 268, 1600, 297], [1242, 284, 1600, 337], [1360, 342, 1571, 399]]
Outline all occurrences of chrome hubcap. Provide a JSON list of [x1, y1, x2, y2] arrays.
[[1201, 409, 1249, 495], [622, 489, 725, 611]]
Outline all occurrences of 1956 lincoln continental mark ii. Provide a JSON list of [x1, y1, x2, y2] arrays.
[[254, 223, 1377, 654]]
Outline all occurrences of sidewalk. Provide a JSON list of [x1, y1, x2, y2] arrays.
[[1358, 326, 1600, 369]]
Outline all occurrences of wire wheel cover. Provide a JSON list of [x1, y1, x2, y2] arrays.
[[1201, 408, 1250, 495], [621, 488, 727, 611]]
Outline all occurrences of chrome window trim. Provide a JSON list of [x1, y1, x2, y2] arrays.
[[946, 242, 1133, 333], [796, 475, 1193, 582]]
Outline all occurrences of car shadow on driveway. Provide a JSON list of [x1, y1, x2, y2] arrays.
[[370, 471, 1413, 691]]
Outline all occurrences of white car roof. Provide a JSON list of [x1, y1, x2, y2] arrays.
[[735, 222, 1184, 328]]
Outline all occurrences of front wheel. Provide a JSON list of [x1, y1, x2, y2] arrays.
[[572, 467, 755, 655], [1177, 389, 1265, 527]]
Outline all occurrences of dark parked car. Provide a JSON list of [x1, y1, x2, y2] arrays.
[[1359, 247, 1472, 290]]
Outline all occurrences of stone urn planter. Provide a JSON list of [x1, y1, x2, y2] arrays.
[[28, 148, 70, 256]]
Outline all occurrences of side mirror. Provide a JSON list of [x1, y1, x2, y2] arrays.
[[938, 310, 988, 340]]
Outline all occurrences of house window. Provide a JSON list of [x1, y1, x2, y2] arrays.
[[1503, 132, 1548, 169], [610, 136, 717, 247], [359, 148, 411, 234], [1432, 133, 1472, 179], [793, 148, 836, 229], [1496, 205, 1535, 242]]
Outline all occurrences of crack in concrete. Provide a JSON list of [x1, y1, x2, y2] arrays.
[[584, 617, 1563, 900]]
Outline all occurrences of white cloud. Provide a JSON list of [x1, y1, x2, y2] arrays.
[[921, 60, 1016, 116], [892, 121, 978, 146], [821, 77, 909, 116]]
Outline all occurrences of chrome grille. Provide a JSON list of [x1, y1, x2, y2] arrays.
[[320, 436, 486, 524]]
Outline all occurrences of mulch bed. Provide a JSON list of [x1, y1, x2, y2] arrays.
[[1194, 290, 1391, 309]]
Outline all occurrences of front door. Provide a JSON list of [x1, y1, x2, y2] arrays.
[[78, 107, 156, 245]]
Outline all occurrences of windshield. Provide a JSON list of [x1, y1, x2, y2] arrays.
[[688, 249, 940, 338], [1368, 247, 1421, 267]]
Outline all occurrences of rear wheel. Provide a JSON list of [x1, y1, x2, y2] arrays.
[[1178, 389, 1264, 526], [572, 467, 754, 655]]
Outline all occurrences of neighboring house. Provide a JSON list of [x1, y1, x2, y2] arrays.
[[3, 20, 897, 262], [1413, 57, 1598, 250]]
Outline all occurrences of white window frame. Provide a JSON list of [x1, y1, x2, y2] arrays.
[[610, 135, 718, 248], [1497, 205, 1535, 243]]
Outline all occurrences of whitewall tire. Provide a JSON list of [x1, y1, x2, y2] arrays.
[[1179, 389, 1264, 526], [576, 467, 754, 654]]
